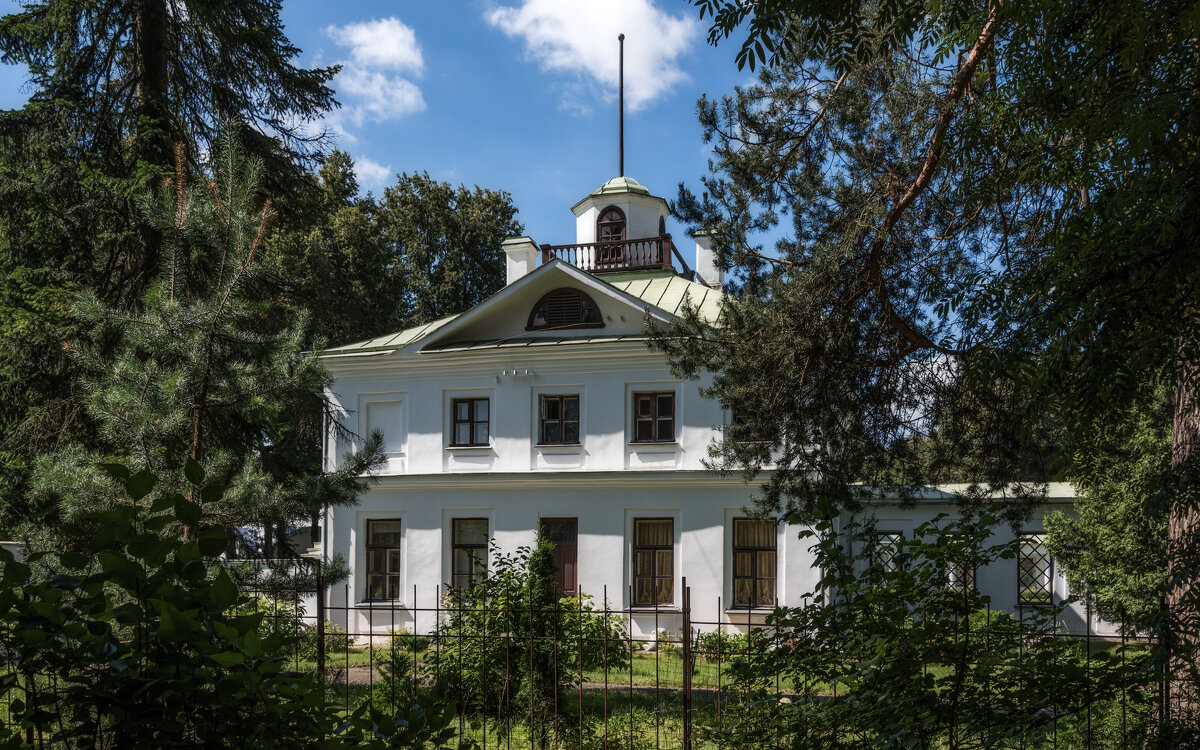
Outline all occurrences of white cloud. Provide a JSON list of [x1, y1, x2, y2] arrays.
[[324, 18, 426, 129], [485, 0, 700, 112], [354, 156, 393, 191], [326, 17, 424, 74], [337, 67, 426, 124]]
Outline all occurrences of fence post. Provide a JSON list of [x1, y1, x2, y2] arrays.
[[682, 578, 692, 750], [315, 557, 325, 682]]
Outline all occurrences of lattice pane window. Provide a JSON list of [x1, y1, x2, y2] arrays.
[[1018, 533, 1053, 605], [871, 532, 902, 574]]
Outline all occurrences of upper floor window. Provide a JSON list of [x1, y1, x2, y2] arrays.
[[539, 395, 580, 445], [632, 392, 675, 443], [597, 206, 626, 243], [451, 398, 489, 446], [527, 288, 603, 331], [1018, 533, 1053, 605], [366, 519, 402, 601]]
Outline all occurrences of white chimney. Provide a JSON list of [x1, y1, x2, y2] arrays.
[[694, 231, 722, 290], [502, 236, 539, 285]]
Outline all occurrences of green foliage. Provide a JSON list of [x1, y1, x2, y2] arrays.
[[1046, 386, 1171, 631], [25, 131, 382, 549], [692, 629, 770, 661], [0, 465, 335, 746], [265, 157, 523, 348], [0, 463, 471, 747], [700, 508, 1152, 748], [377, 535, 627, 744], [0, 0, 339, 522]]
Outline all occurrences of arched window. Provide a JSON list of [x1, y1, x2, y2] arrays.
[[597, 206, 626, 243], [527, 288, 604, 331]]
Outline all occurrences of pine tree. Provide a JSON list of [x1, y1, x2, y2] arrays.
[[23, 130, 381, 551], [680, 0, 1200, 736], [0, 0, 338, 528]]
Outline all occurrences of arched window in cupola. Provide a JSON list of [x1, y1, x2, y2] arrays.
[[597, 206, 626, 243], [527, 288, 604, 331]]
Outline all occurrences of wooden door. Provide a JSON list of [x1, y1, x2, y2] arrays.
[[540, 518, 578, 596]]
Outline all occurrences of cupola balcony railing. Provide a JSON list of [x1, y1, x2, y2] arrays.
[[540, 234, 693, 277]]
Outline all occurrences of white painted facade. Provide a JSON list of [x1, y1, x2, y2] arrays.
[[319, 176, 1112, 638]]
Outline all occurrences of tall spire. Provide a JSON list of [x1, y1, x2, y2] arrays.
[[618, 33, 625, 177]]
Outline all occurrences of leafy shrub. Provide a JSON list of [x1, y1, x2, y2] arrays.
[[389, 627, 431, 653], [557, 593, 629, 671], [300, 621, 353, 662], [0, 463, 469, 749], [701, 506, 1152, 749], [693, 628, 771, 660]]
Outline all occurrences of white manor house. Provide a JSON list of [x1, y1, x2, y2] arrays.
[[317, 173, 1106, 638]]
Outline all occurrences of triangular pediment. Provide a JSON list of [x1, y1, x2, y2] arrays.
[[415, 260, 675, 353]]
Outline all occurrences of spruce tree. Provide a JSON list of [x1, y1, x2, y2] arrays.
[[23, 130, 381, 551]]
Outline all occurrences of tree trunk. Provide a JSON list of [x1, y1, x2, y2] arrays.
[[135, 0, 172, 289], [1168, 365, 1200, 743]]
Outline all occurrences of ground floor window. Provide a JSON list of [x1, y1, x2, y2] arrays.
[[452, 518, 489, 588], [632, 518, 673, 606], [366, 519, 402, 600], [540, 517, 578, 595], [870, 531, 903, 574], [732, 518, 776, 608], [1018, 533, 1053, 605]]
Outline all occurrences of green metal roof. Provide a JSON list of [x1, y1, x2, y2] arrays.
[[591, 176, 651, 197], [321, 269, 723, 357]]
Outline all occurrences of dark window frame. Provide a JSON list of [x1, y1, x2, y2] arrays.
[[632, 391, 676, 443], [538, 394, 581, 445], [450, 397, 490, 447], [597, 205, 626, 242], [731, 517, 777, 609], [451, 518, 489, 589], [539, 517, 579, 596], [1017, 532, 1054, 606], [526, 288, 605, 331], [365, 519, 402, 601], [631, 518, 674, 607]]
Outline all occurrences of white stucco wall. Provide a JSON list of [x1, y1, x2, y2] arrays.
[[324, 341, 724, 477], [323, 474, 815, 638], [320, 276, 1113, 641], [572, 192, 670, 245]]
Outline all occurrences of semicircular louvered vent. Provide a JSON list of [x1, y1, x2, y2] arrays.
[[527, 288, 604, 331]]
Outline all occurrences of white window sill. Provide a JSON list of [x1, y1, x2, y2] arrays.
[[723, 608, 776, 615], [445, 445, 493, 452], [626, 442, 679, 448], [628, 607, 682, 614], [535, 443, 583, 451], [353, 600, 407, 609]]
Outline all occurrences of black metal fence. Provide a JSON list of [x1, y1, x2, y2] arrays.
[[231, 557, 1162, 750]]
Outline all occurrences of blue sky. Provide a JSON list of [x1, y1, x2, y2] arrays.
[[0, 0, 752, 245]]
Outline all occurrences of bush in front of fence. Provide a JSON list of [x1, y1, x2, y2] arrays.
[[0, 464, 472, 749], [373, 532, 628, 744], [700, 504, 1155, 748]]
